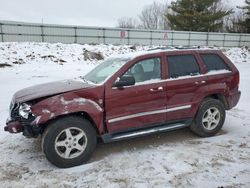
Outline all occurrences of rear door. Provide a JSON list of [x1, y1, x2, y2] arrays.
[[105, 56, 167, 133], [165, 52, 207, 121]]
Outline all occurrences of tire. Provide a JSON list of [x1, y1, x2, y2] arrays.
[[190, 98, 226, 137], [42, 116, 97, 168]]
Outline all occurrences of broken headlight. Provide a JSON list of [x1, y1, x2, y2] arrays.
[[19, 103, 32, 119]]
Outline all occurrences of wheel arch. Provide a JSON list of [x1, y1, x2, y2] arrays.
[[30, 95, 105, 135], [40, 111, 101, 136], [203, 93, 229, 110]]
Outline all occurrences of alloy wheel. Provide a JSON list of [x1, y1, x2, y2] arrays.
[[54, 127, 88, 159]]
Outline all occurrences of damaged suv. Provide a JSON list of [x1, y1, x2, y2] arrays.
[[4, 49, 241, 168]]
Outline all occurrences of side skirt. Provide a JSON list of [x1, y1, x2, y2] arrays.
[[101, 119, 192, 143]]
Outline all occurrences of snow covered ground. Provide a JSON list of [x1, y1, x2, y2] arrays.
[[0, 42, 249, 187]]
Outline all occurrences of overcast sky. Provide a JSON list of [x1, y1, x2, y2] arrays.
[[0, 0, 246, 27]]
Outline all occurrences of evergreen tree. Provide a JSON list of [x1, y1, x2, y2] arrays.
[[167, 0, 232, 32]]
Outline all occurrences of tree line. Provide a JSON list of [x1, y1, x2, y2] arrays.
[[117, 0, 250, 33]]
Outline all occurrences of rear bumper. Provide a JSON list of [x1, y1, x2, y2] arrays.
[[4, 121, 23, 133], [227, 90, 241, 109]]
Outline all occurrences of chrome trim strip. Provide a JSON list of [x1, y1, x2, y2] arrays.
[[108, 105, 191, 123], [166, 105, 191, 112], [112, 123, 187, 140]]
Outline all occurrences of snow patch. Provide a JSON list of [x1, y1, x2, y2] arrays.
[[206, 69, 232, 75], [134, 78, 161, 85], [42, 109, 51, 114]]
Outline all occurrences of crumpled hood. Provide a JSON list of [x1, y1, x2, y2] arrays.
[[13, 79, 93, 103]]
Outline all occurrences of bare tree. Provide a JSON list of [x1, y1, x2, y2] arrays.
[[220, 0, 247, 33], [117, 17, 138, 28], [138, 1, 169, 30], [209, 0, 234, 32], [225, 11, 247, 33]]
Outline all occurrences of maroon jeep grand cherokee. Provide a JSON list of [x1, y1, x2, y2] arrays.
[[4, 49, 241, 168]]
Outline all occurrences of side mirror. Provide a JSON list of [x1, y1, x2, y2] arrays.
[[113, 75, 135, 88]]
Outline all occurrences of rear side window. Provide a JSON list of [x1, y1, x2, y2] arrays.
[[167, 55, 200, 78], [201, 54, 230, 71]]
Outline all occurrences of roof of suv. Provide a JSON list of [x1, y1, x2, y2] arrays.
[[112, 47, 221, 60]]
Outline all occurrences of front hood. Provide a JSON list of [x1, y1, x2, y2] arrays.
[[13, 79, 93, 103]]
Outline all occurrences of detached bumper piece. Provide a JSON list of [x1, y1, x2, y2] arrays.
[[4, 121, 23, 133]]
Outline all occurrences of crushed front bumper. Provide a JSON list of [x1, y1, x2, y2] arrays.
[[5, 101, 41, 137], [4, 119, 42, 138]]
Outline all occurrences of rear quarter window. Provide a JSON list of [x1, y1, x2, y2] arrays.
[[201, 54, 230, 71], [167, 55, 200, 78]]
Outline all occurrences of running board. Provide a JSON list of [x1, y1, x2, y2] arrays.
[[102, 120, 191, 143]]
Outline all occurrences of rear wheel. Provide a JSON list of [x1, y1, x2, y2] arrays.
[[191, 98, 225, 137], [42, 116, 97, 168]]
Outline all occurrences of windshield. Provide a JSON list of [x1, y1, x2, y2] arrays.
[[84, 58, 130, 84]]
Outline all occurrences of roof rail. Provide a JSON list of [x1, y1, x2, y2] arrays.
[[147, 46, 201, 51], [147, 47, 173, 51], [174, 46, 201, 49]]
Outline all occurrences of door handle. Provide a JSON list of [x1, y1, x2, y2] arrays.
[[158, 86, 163, 91], [150, 87, 164, 92], [150, 88, 157, 92], [195, 81, 206, 85]]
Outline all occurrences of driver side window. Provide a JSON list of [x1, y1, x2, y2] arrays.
[[124, 57, 161, 84]]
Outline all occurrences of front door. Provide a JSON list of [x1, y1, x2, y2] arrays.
[[105, 57, 167, 133]]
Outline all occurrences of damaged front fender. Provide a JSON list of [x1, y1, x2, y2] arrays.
[[30, 93, 104, 133]]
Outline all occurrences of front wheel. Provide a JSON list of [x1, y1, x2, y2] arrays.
[[42, 116, 97, 168], [191, 98, 226, 137]]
